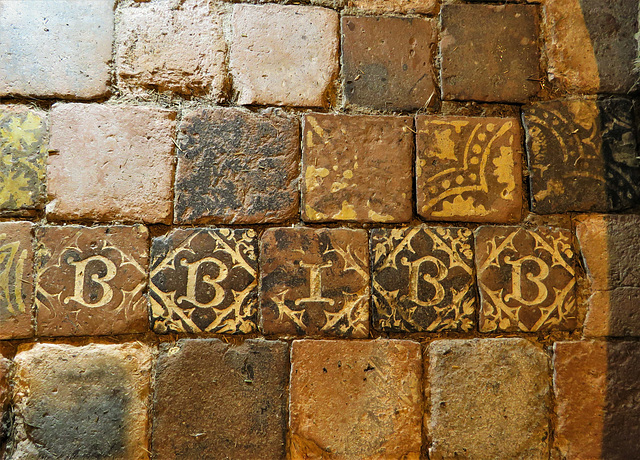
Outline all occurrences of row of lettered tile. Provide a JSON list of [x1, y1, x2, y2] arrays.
[[5, 337, 637, 459], [3, 215, 637, 339]]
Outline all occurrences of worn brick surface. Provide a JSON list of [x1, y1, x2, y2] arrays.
[[576, 214, 640, 337], [349, 0, 437, 14], [302, 114, 413, 223], [0, 352, 10, 457], [290, 339, 422, 459], [440, 4, 540, 103], [543, 0, 639, 94], [153, 339, 288, 459], [47, 103, 177, 223], [428, 338, 550, 459], [475, 226, 577, 332], [0, 0, 113, 98], [0, 107, 47, 215], [0, 222, 34, 339], [523, 97, 640, 214], [116, 0, 226, 98], [150, 228, 258, 334], [554, 341, 640, 459], [371, 226, 476, 333], [416, 115, 523, 223], [342, 16, 436, 111], [260, 227, 369, 337], [35, 225, 148, 337], [174, 108, 300, 224], [230, 4, 339, 107], [11, 343, 152, 460]]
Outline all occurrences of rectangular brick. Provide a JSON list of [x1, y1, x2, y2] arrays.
[[35, 225, 149, 337], [0, 221, 34, 339], [47, 103, 177, 224], [371, 226, 476, 333], [475, 226, 577, 332], [523, 97, 640, 214], [416, 115, 523, 223], [174, 108, 300, 224], [342, 16, 437, 111], [440, 4, 541, 103], [0, 0, 113, 98], [302, 114, 413, 223], [349, 0, 437, 15], [260, 227, 369, 337], [428, 338, 550, 459], [290, 339, 422, 459], [576, 214, 640, 337], [230, 4, 338, 107], [153, 339, 288, 459], [11, 342, 152, 459], [116, 0, 226, 98], [150, 228, 258, 334], [0, 107, 47, 215]]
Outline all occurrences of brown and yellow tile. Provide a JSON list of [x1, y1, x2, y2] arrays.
[[35, 225, 148, 337], [475, 226, 577, 332], [260, 227, 369, 337], [371, 226, 476, 333], [416, 115, 523, 223], [150, 228, 258, 334]]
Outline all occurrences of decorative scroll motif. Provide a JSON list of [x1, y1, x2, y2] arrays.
[[476, 226, 577, 332], [150, 228, 258, 334], [371, 226, 476, 332], [0, 232, 28, 316]]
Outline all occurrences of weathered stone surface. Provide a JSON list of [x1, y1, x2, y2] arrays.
[[576, 214, 640, 337], [475, 226, 577, 332], [290, 339, 422, 459], [153, 339, 288, 459], [543, 0, 639, 94], [416, 115, 523, 223], [150, 228, 258, 334], [349, 0, 437, 14], [302, 114, 413, 223], [47, 103, 177, 223], [260, 227, 369, 337], [174, 108, 300, 224], [428, 338, 550, 459], [0, 0, 114, 98], [440, 4, 541, 103], [523, 97, 640, 214], [371, 226, 476, 333], [11, 342, 152, 460], [0, 222, 34, 339], [230, 4, 339, 107], [554, 341, 640, 459], [116, 0, 227, 98], [342, 16, 436, 111], [0, 353, 10, 457], [35, 225, 148, 337], [0, 107, 47, 215]]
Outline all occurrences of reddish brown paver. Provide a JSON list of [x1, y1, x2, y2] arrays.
[[576, 214, 640, 337], [342, 16, 436, 111], [47, 103, 176, 224], [116, 0, 227, 98], [302, 114, 413, 223], [174, 108, 300, 224], [0, 221, 34, 339], [428, 338, 550, 459], [416, 115, 523, 223], [260, 227, 369, 337], [11, 342, 152, 460], [475, 226, 577, 332], [290, 339, 422, 459], [35, 225, 148, 337], [371, 226, 476, 333], [153, 339, 288, 459], [440, 3, 541, 103], [150, 228, 259, 334]]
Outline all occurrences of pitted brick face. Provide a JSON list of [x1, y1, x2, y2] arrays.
[[35, 225, 149, 337]]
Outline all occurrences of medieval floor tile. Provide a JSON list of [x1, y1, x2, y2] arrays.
[[350, 0, 437, 14]]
